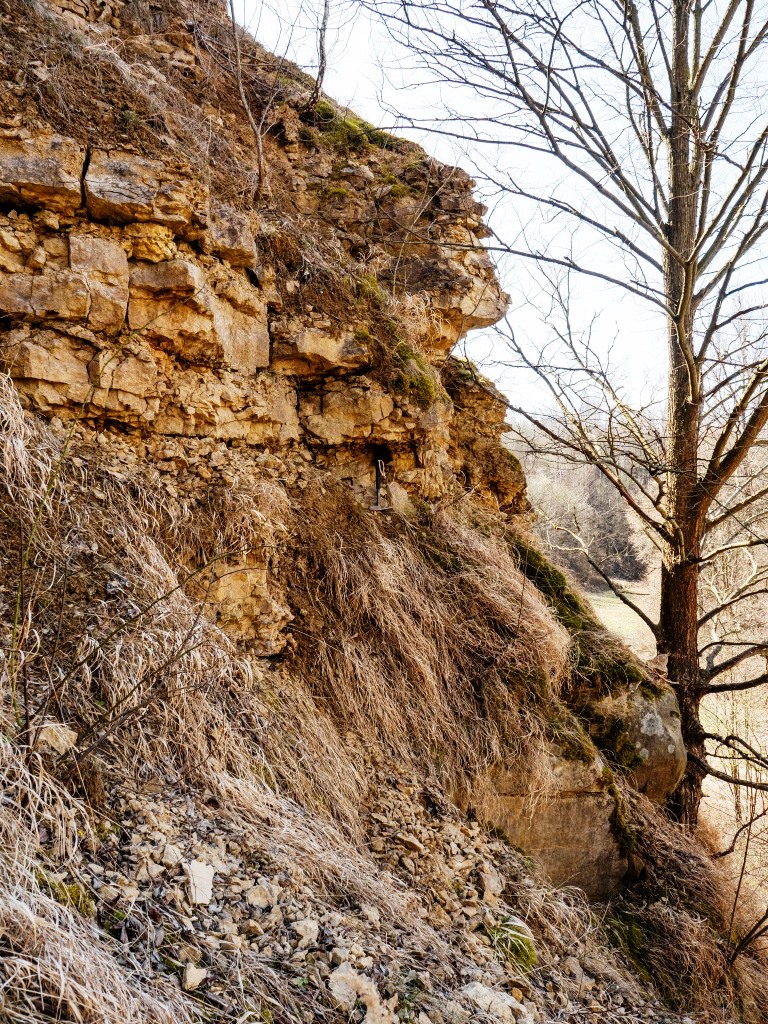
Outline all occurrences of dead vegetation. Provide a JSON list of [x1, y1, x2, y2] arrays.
[[287, 483, 609, 816], [1, 374, 768, 1018], [0, 740, 197, 1024], [604, 792, 768, 1022]]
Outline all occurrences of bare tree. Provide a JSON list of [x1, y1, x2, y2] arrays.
[[304, 0, 331, 112], [367, 0, 768, 825]]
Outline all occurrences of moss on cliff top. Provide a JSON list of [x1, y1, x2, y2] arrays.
[[305, 99, 402, 154]]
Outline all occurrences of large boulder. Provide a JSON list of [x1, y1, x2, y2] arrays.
[[492, 748, 629, 898], [588, 684, 687, 804]]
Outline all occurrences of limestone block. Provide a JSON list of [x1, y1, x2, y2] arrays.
[[207, 202, 255, 267], [86, 346, 160, 421], [208, 268, 264, 316], [301, 386, 395, 444], [0, 272, 33, 316], [5, 331, 93, 410], [204, 557, 292, 653], [0, 270, 92, 322], [30, 270, 91, 320], [51, 0, 90, 19], [493, 750, 628, 898], [428, 254, 509, 348], [272, 326, 369, 374], [85, 149, 198, 231], [152, 371, 300, 444], [128, 259, 269, 372], [0, 134, 85, 215], [0, 226, 27, 273], [69, 234, 129, 334]]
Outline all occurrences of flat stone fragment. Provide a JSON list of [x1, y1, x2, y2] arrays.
[[461, 982, 533, 1024], [183, 859, 215, 905], [36, 721, 78, 754], [181, 964, 208, 991], [0, 134, 85, 215]]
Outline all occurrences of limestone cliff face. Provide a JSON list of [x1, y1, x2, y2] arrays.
[[0, 0, 684, 903], [0, 0, 524, 662], [0, 130, 509, 502]]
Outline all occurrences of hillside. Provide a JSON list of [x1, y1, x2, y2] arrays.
[[0, 2, 766, 1022]]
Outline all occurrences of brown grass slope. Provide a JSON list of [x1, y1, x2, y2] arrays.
[[0, 378, 765, 1020]]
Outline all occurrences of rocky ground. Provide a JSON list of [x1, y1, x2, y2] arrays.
[[39, 766, 698, 1024]]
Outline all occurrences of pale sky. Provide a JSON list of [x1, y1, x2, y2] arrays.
[[237, 0, 669, 412]]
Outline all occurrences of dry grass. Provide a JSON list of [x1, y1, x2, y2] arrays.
[[604, 790, 768, 1022], [0, 739, 196, 1024], [2, 379, 768, 1019], [288, 483, 572, 814], [0, 380, 426, 921]]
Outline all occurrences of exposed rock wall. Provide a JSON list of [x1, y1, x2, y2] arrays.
[[0, 132, 510, 502], [0, 0, 685, 905]]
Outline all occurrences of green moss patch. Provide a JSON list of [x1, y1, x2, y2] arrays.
[[607, 783, 637, 857], [307, 99, 399, 153], [604, 906, 657, 984], [390, 341, 439, 411], [483, 916, 537, 973], [584, 710, 645, 772], [547, 707, 598, 764], [509, 536, 647, 697], [37, 867, 96, 918]]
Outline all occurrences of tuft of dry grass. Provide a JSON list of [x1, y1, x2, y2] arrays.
[[604, 789, 768, 1022], [287, 483, 572, 814]]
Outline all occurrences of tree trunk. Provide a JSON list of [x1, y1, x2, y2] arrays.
[[659, 550, 706, 826], [660, 0, 706, 827]]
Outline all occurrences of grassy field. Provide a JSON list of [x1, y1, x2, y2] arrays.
[[584, 584, 658, 659]]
